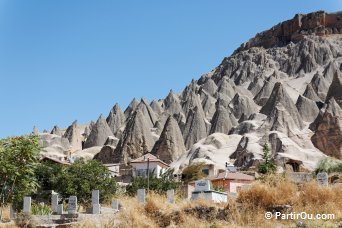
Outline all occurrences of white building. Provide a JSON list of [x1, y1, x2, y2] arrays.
[[131, 153, 169, 178]]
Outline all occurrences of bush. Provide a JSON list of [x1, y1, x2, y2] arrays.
[[53, 160, 117, 205], [181, 162, 207, 183], [315, 157, 342, 174], [126, 169, 180, 196], [31, 203, 52, 215], [0, 135, 40, 211], [258, 143, 276, 174]]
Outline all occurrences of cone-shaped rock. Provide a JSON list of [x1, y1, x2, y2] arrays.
[[253, 76, 277, 106], [201, 92, 216, 119], [303, 84, 322, 102], [182, 90, 205, 118], [94, 145, 116, 164], [114, 110, 155, 164], [63, 120, 82, 151], [210, 105, 237, 134], [296, 95, 319, 123], [151, 116, 186, 164], [323, 61, 338, 84], [32, 126, 39, 135], [311, 98, 342, 159], [150, 100, 163, 116], [135, 98, 158, 128], [124, 98, 139, 118], [261, 82, 304, 129], [217, 77, 235, 99], [106, 103, 126, 136], [183, 106, 207, 149], [310, 72, 330, 101], [50, 125, 62, 136], [163, 90, 183, 116], [201, 78, 218, 97], [229, 93, 258, 122], [84, 115, 114, 149], [326, 71, 342, 107]]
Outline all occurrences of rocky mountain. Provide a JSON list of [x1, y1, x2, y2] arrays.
[[38, 11, 342, 172]]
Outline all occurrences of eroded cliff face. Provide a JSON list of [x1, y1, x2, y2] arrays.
[[235, 11, 342, 53], [39, 11, 342, 171]]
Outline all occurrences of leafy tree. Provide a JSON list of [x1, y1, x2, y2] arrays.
[[35, 161, 63, 191], [316, 157, 342, 174], [126, 168, 180, 196], [53, 160, 117, 205], [258, 143, 276, 174], [181, 162, 207, 183], [0, 135, 40, 211]]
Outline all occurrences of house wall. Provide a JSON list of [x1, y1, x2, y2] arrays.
[[131, 162, 165, 178], [211, 179, 253, 193]]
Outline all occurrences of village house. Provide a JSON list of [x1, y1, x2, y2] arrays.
[[130, 153, 169, 178], [210, 171, 254, 194]]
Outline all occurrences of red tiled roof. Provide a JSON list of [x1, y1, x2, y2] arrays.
[[130, 153, 169, 167], [209, 172, 255, 181]]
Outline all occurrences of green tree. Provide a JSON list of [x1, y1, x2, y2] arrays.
[[0, 135, 40, 211], [181, 162, 207, 183], [126, 168, 180, 196], [54, 160, 117, 205], [35, 161, 63, 191], [258, 143, 276, 174]]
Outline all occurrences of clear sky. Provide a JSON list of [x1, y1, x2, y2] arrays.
[[0, 0, 340, 138]]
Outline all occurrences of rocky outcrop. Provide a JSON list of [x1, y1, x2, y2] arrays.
[[326, 71, 342, 107], [303, 84, 322, 102], [83, 115, 113, 149], [135, 98, 158, 128], [124, 98, 139, 118], [183, 107, 207, 149], [296, 95, 320, 123], [163, 90, 183, 116], [151, 116, 186, 164], [261, 82, 304, 130], [50, 125, 62, 136], [150, 100, 164, 116], [114, 110, 155, 164], [311, 98, 342, 159], [229, 93, 258, 122], [63, 120, 82, 151], [94, 145, 116, 164], [210, 105, 237, 134], [235, 11, 342, 53], [106, 103, 125, 136]]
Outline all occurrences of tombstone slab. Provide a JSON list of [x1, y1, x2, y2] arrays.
[[92, 190, 100, 205], [23, 197, 31, 214], [167, 189, 175, 204], [51, 194, 59, 213], [92, 204, 101, 214], [57, 204, 64, 215], [112, 199, 119, 210], [137, 189, 146, 203], [68, 196, 77, 214], [10, 206, 16, 220], [317, 172, 328, 186]]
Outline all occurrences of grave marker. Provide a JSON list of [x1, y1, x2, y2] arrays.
[[194, 180, 211, 192], [112, 199, 119, 210], [10, 206, 16, 220], [91, 190, 101, 214], [167, 189, 175, 204], [23, 197, 31, 214], [317, 172, 328, 186], [51, 194, 59, 213], [137, 189, 146, 203], [68, 196, 77, 214], [57, 204, 64, 215]]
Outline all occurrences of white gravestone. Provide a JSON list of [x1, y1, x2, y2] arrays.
[[167, 189, 175, 204], [112, 199, 119, 210], [92, 190, 101, 214], [51, 194, 59, 213], [68, 196, 77, 214], [317, 172, 328, 186], [195, 180, 211, 192], [57, 204, 64, 214], [10, 206, 16, 219], [23, 197, 31, 214], [137, 189, 146, 203]]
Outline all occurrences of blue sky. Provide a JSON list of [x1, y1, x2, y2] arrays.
[[0, 0, 340, 138]]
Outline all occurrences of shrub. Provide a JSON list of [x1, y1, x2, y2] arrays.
[[181, 162, 207, 183], [31, 203, 52, 215], [258, 143, 276, 174], [315, 157, 342, 174]]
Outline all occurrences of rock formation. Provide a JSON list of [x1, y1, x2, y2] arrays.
[[106, 103, 125, 136], [83, 115, 113, 149], [63, 120, 82, 151], [151, 116, 186, 164]]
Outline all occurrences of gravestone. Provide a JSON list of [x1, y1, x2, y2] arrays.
[[10, 206, 16, 220], [112, 199, 119, 210], [194, 180, 211, 192], [68, 196, 77, 214], [57, 204, 64, 214], [167, 189, 175, 204], [92, 190, 101, 214], [137, 189, 146, 203], [317, 172, 328, 186], [51, 194, 59, 213], [23, 197, 31, 214]]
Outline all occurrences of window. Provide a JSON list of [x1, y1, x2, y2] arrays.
[[202, 169, 209, 175]]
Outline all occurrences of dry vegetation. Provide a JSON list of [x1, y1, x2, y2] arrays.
[[3, 174, 341, 227], [76, 174, 342, 228]]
